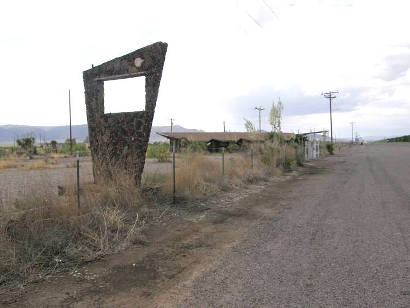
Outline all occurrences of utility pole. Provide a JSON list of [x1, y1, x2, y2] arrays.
[[321, 91, 338, 145], [255, 106, 264, 133], [69, 89, 73, 155], [350, 122, 355, 144], [223, 121, 226, 132], [170, 118, 174, 132]]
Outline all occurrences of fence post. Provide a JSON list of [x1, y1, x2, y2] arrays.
[[222, 146, 225, 177], [172, 139, 176, 204], [76, 151, 80, 210]]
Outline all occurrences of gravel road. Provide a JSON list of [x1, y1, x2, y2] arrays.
[[178, 143, 410, 307]]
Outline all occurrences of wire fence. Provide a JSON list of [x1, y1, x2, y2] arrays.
[[0, 140, 329, 210]]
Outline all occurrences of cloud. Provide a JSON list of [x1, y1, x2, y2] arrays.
[[226, 85, 365, 119], [378, 52, 410, 81]]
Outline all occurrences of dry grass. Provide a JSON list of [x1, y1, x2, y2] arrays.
[[0, 157, 57, 170], [0, 141, 304, 286], [0, 172, 146, 287], [160, 145, 296, 200], [0, 154, 23, 169], [23, 160, 56, 170], [0, 161, 21, 169], [49, 153, 69, 159], [168, 154, 221, 199]]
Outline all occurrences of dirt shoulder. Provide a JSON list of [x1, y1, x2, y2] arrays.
[[0, 162, 321, 307]]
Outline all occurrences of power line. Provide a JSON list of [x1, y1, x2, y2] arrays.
[[321, 91, 338, 145], [245, 11, 263, 28], [237, 0, 278, 29], [261, 0, 279, 19]]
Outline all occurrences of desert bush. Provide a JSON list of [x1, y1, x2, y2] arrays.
[[60, 139, 90, 156], [226, 143, 240, 153], [267, 132, 284, 143], [295, 144, 305, 166], [387, 135, 410, 142], [277, 144, 297, 169], [167, 154, 220, 199], [146, 142, 170, 162], [16, 137, 35, 153], [224, 154, 267, 185], [0, 172, 145, 286], [256, 141, 302, 170], [162, 152, 270, 200], [0, 147, 8, 158], [326, 143, 334, 155], [259, 144, 279, 167], [183, 140, 207, 153]]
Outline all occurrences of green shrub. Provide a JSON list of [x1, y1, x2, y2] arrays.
[[0, 147, 8, 158], [326, 143, 334, 155], [267, 132, 284, 143], [226, 143, 240, 153], [293, 143, 305, 166], [60, 139, 90, 156], [259, 145, 279, 166], [146, 142, 170, 162], [387, 135, 410, 142], [183, 140, 207, 153], [16, 137, 35, 153], [277, 144, 296, 169]]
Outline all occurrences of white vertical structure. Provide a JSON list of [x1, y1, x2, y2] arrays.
[[304, 132, 326, 160]]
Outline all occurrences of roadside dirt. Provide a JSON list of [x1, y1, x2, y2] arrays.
[[0, 162, 309, 307]]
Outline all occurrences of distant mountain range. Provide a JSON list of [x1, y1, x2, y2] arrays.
[[0, 124, 202, 144]]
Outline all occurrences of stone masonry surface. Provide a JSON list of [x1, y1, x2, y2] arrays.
[[83, 42, 167, 184]]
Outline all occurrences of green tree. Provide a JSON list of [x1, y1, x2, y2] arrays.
[[16, 137, 35, 152], [146, 142, 170, 162], [50, 140, 58, 153], [270, 98, 284, 132]]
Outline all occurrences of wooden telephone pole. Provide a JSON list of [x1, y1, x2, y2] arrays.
[[322, 91, 338, 145], [69, 90, 73, 155], [170, 118, 175, 132]]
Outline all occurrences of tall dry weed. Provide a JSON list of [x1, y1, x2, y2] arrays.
[[166, 154, 221, 199], [0, 171, 145, 286]]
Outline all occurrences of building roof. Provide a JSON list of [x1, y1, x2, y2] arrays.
[[158, 132, 294, 143]]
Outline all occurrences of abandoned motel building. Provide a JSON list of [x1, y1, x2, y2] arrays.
[[158, 131, 328, 160]]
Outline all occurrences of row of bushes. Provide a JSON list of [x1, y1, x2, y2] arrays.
[[0, 139, 91, 158], [386, 135, 410, 142], [146, 140, 305, 166]]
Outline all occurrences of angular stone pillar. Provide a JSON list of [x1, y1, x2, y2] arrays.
[[83, 42, 168, 185]]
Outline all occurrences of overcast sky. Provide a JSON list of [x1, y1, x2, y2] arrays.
[[1, 0, 409, 138]]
